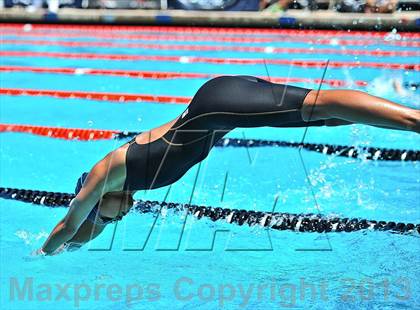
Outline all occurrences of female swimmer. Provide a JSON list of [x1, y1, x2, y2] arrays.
[[37, 76, 420, 254]]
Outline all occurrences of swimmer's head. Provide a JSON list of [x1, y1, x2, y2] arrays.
[[75, 172, 89, 194], [74, 172, 133, 214], [74, 172, 100, 209]]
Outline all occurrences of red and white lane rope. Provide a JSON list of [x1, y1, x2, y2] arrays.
[[0, 123, 117, 140], [0, 87, 191, 104], [2, 28, 417, 45], [1, 30, 275, 44], [3, 30, 419, 47], [2, 51, 418, 71], [1, 23, 419, 39], [0, 65, 212, 79], [0, 66, 369, 88], [2, 39, 418, 58]]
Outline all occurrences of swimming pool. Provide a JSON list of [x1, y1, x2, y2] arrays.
[[0, 23, 419, 309]]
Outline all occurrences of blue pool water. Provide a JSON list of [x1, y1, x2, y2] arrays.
[[0, 25, 419, 309]]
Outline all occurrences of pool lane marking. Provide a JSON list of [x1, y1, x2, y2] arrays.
[[0, 66, 369, 88], [0, 123, 117, 140], [0, 87, 191, 104], [2, 123, 419, 162], [2, 28, 419, 45], [1, 31, 273, 44], [2, 39, 418, 58], [0, 65, 212, 79], [3, 31, 419, 48], [1, 23, 419, 39], [1, 51, 418, 71]]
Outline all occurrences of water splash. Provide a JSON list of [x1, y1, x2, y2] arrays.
[[15, 229, 48, 245]]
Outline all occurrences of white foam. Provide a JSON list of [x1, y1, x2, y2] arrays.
[[179, 56, 190, 63], [23, 24, 33, 32], [264, 46, 274, 53], [15, 230, 48, 245], [74, 68, 89, 75], [329, 38, 340, 46]]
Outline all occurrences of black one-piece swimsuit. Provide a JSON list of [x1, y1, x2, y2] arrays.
[[123, 75, 325, 191]]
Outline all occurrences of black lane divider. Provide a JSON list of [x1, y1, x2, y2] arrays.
[[115, 132, 420, 161], [1, 187, 418, 235]]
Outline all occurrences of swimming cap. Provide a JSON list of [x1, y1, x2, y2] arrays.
[[74, 172, 100, 209], [75, 172, 89, 194]]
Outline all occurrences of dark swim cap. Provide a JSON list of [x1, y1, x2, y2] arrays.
[[74, 172, 100, 209], [75, 172, 89, 194]]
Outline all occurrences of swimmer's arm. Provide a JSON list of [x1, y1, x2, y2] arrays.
[[39, 218, 69, 255], [49, 190, 136, 253], [41, 195, 100, 254], [41, 173, 105, 255]]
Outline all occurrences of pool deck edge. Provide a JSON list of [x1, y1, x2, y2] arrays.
[[0, 8, 419, 31]]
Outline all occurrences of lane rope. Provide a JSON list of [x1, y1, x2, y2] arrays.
[[3, 39, 418, 57], [1, 187, 418, 235], [0, 66, 369, 88], [1, 51, 418, 70], [0, 87, 191, 104], [1, 124, 418, 161], [3, 29, 419, 47], [2, 23, 419, 39], [2, 30, 276, 44]]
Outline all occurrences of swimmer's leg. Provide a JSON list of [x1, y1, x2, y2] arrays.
[[302, 90, 420, 133]]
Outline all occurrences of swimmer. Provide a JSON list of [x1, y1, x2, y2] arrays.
[[36, 75, 420, 255]]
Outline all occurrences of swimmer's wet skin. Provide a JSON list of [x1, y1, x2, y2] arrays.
[[38, 75, 420, 255], [75, 173, 129, 225]]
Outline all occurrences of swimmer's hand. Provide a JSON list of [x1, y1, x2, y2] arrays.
[[33, 248, 47, 256], [31, 244, 67, 257], [24, 248, 49, 262]]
